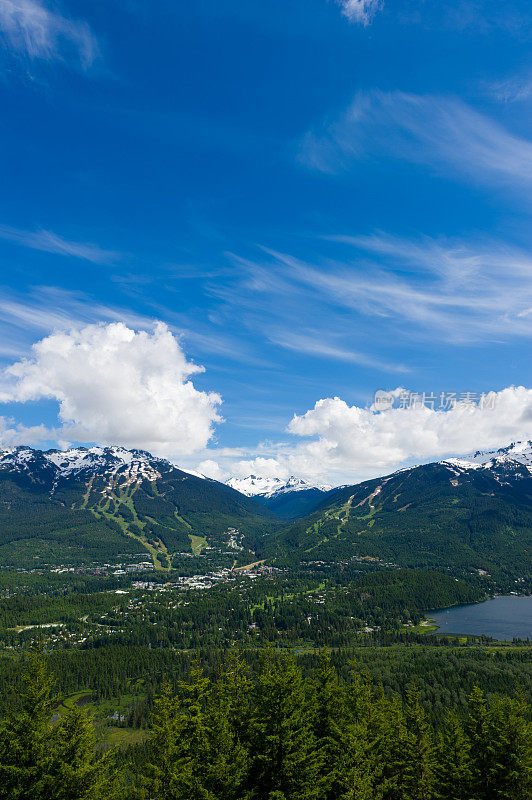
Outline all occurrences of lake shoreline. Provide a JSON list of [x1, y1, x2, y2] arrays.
[[426, 594, 532, 641]]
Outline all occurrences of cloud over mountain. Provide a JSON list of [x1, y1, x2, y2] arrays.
[[0, 322, 222, 456], [215, 387, 532, 485]]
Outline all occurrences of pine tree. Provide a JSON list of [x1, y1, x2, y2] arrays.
[[343, 671, 385, 800], [476, 694, 532, 800], [144, 663, 248, 800], [432, 710, 471, 800], [53, 707, 118, 800], [464, 684, 489, 798], [0, 655, 56, 799], [401, 687, 435, 800], [202, 667, 249, 800], [463, 685, 532, 800], [142, 681, 186, 800], [312, 651, 349, 800], [248, 655, 320, 800], [348, 683, 409, 800], [0, 654, 118, 800]]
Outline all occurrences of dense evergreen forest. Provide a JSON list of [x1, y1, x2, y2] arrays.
[[2, 447, 532, 578], [0, 568, 487, 650], [1, 653, 530, 800]]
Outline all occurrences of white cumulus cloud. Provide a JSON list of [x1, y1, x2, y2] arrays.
[[212, 387, 532, 486], [197, 459, 229, 481], [284, 388, 532, 482], [0, 416, 55, 448], [0, 322, 222, 456]]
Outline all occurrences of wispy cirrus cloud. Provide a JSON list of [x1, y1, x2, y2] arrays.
[[0, 225, 120, 264], [334, 0, 382, 26], [0, 0, 98, 68], [301, 90, 532, 188], [269, 330, 409, 373], [0, 285, 269, 371], [212, 251, 403, 373], [488, 73, 532, 103], [0, 286, 159, 363], [232, 232, 532, 345]]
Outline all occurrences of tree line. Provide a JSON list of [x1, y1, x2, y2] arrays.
[[1, 652, 530, 799]]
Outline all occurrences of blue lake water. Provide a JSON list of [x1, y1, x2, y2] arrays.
[[430, 595, 532, 640]]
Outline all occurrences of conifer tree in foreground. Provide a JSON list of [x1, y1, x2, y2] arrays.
[[2, 652, 531, 800], [433, 710, 471, 800], [0, 655, 118, 800], [248, 655, 321, 800], [464, 687, 532, 800], [312, 651, 349, 800], [143, 663, 248, 800]]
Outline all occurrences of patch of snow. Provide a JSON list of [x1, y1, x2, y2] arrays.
[[179, 467, 208, 480], [443, 440, 532, 474]]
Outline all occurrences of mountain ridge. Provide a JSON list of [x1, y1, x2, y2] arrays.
[[0, 445, 275, 570], [269, 443, 532, 577], [2, 439, 532, 574], [226, 474, 332, 498]]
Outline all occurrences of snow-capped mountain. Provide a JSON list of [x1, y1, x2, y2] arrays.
[[0, 445, 168, 485], [226, 474, 331, 498], [0, 445, 210, 483], [443, 440, 532, 474], [226, 475, 333, 519], [0, 445, 274, 569]]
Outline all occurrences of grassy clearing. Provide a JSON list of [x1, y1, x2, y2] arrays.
[[175, 512, 192, 529], [233, 559, 265, 572], [93, 490, 171, 571], [55, 691, 94, 714], [99, 726, 150, 750], [189, 534, 208, 554], [404, 622, 439, 634]]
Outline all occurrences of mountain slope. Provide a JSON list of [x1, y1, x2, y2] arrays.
[[444, 440, 532, 473], [268, 443, 532, 577], [226, 475, 332, 519], [0, 447, 275, 569]]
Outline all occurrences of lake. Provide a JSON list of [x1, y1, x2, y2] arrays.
[[430, 595, 532, 640]]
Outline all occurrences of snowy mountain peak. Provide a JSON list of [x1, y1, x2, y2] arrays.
[[226, 474, 332, 498], [0, 445, 170, 485], [443, 440, 532, 473], [45, 445, 156, 473]]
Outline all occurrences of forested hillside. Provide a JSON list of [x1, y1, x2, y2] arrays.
[[270, 461, 532, 577], [257, 486, 333, 520], [0, 447, 274, 569], [2, 445, 532, 578]]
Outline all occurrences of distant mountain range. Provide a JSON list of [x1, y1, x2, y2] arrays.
[[226, 475, 332, 519], [1, 440, 531, 576], [444, 440, 532, 473]]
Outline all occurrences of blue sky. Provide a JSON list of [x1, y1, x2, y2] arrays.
[[0, 0, 531, 484]]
